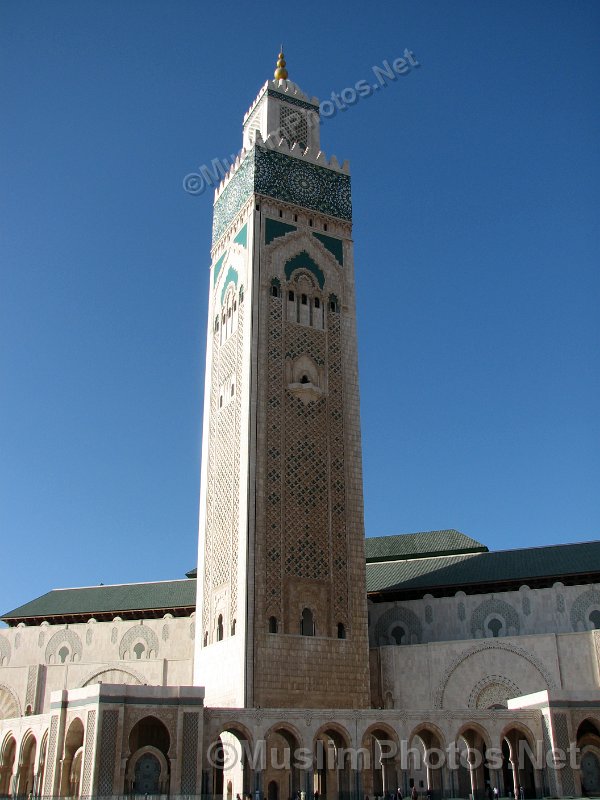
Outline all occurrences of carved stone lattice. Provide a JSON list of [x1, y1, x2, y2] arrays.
[[119, 624, 159, 659], [468, 675, 522, 709], [202, 298, 244, 639], [571, 588, 600, 630], [45, 628, 83, 664], [43, 715, 59, 795], [0, 636, 10, 666], [374, 606, 422, 646], [25, 665, 38, 712], [181, 712, 199, 794], [81, 709, 97, 795], [470, 598, 520, 637], [0, 684, 20, 720], [553, 713, 576, 794], [97, 709, 119, 795]]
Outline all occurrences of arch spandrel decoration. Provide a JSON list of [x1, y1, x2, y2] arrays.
[[467, 675, 522, 709], [0, 684, 21, 720], [119, 625, 159, 660], [434, 640, 558, 708], [45, 628, 83, 664], [80, 666, 145, 688]]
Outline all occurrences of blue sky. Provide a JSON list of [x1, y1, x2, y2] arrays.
[[1, 0, 599, 614]]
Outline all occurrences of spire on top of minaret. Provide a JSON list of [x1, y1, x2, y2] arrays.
[[274, 48, 288, 80]]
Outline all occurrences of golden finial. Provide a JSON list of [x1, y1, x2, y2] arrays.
[[274, 48, 288, 81]]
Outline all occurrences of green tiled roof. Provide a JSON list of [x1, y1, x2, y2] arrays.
[[367, 540, 600, 595], [2, 579, 196, 624], [365, 529, 487, 563]]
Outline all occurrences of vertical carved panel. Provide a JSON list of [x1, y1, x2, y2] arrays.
[[202, 298, 244, 639], [81, 709, 97, 795], [25, 665, 38, 713], [180, 712, 199, 794], [43, 715, 59, 795], [266, 293, 283, 619], [553, 712, 576, 795], [328, 311, 349, 627], [97, 709, 119, 795]]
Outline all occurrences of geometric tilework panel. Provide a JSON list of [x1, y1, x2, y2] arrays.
[[213, 146, 352, 244], [97, 709, 119, 795], [181, 712, 199, 794]]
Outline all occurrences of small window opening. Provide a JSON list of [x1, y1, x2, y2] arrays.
[[58, 646, 69, 664], [288, 290, 295, 301], [391, 625, 405, 645], [231, 383, 235, 396], [301, 294, 307, 305], [487, 618, 503, 638], [228, 307, 232, 318], [203, 632, 208, 647], [324, 223, 328, 231], [330, 300, 336, 312], [309, 219, 313, 227], [271, 285, 279, 297], [231, 619, 236, 635], [219, 395, 223, 408], [256, 203, 260, 211], [215, 317, 220, 332], [300, 375, 310, 385], [294, 214, 298, 222], [301, 607, 315, 636], [233, 300, 237, 311], [133, 642, 145, 660], [314, 297, 320, 309], [337, 622, 346, 639], [217, 614, 224, 642], [268, 616, 278, 633], [239, 286, 244, 302], [279, 210, 283, 218]]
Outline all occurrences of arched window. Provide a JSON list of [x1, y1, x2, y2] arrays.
[[301, 608, 315, 637], [301, 294, 307, 305], [203, 632, 208, 647], [288, 290, 294, 301], [488, 618, 503, 637], [133, 642, 145, 660], [268, 616, 278, 634], [337, 622, 346, 639], [231, 619, 236, 636], [217, 615, 224, 642], [589, 610, 600, 629], [391, 625, 405, 645], [58, 646, 70, 663], [300, 374, 309, 384], [314, 297, 320, 309]]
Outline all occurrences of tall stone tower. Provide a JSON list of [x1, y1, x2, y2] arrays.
[[194, 52, 370, 709]]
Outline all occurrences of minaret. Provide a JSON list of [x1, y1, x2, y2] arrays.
[[194, 52, 370, 709]]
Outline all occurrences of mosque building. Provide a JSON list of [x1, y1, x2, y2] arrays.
[[1, 52, 599, 800]]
